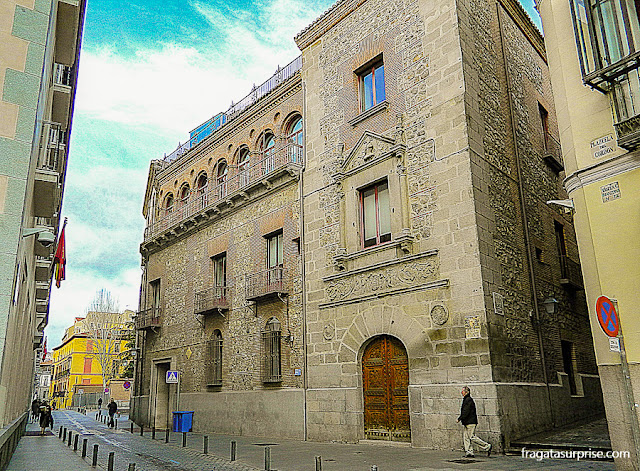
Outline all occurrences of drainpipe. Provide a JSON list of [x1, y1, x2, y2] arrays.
[[300, 79, 309, 441], [496, 4, 555, 427]]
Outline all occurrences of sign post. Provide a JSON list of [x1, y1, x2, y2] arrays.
[[166, 370, 180, 414]]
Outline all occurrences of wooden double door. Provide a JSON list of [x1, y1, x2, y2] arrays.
[[362, 335, 410, 441]]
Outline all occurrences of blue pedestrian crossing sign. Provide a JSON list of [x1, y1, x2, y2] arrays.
[[166, 370, 179, 384]]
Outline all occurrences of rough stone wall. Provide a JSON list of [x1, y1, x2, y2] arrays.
[[136, 82, 305, 437], [457, 0, 601, 438]]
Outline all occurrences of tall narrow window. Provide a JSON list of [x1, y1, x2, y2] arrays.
[[539, 103, 550, 151], [262, 134, 276, 174], [561, 340, 578, 395], [213, 252, 227, 301], [196, 172, 208, 208], [217, 160, 228, 198], [83, 357, 92, 374], [179, 184, 190, 207], [262, 318, 281, 383], [238, 148, 250, 187], [164, 194, 174, 216], [358, 59, 386, 112], [267, 232, 284, 289], [360, 181, 391, 248], [208, 330, 223, 386], [150, 279, 161, 314], [555, 221, 568, 278], [287, 117, 303, 163]]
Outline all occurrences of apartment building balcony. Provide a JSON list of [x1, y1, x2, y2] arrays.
[[34, 123, 66, 218], [53, 63, 73, 90], [144, 143, 303, 242], [246, 268, 289, 301], [560, 255, 584, 290], [135, 307, 161, 330], [195, 286, 230, 314], [35, 255, 52, 281], [543, 132, 564, 172]]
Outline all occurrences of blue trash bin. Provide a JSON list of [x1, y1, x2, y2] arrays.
[[172, 411, 194, 433]]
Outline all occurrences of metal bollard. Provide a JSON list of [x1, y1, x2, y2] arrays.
[[203, 435, 208, 454], [128, 464, 136, 471], [264, 446, 271, 471], [130, 422, 134, 433], [82, 439, 88, 458], [182, 432, 187, 447], [371, 467, 378, 471], [74, 434, 79, 451], [108, 452, 115, 471], [58, 426, 62, 438], [140, 425, 144, 436], [152, 426, 156, 440], [63, 427, 67, 441], [92, 444, 99, 467], [315, 456, 322, 471], [231, 440, 237, 461], [165, 428, 169, 443], [68, 431, 73, 446], [115, 419, 118, 429]]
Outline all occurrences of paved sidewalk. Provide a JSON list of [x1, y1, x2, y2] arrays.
[[7, 421, 92, 471], [9, 410, 616, 471]]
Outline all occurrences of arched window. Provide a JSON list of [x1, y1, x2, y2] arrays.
[[164, 193, 174, 215], [207, 330, 223, 386], [179, 184, 190, 206], [216, 160, 228, 198], [262, 318, 281, 383], [261, 133, 276, 174], [196, 172, 208, 209], [238, 147, 250, 187], [286, 117, 303, 163]]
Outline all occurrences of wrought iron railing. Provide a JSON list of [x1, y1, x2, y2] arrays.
[[261, 330, 281, 383], [195, 286, 230, 313], [560, 255, 584, 289], [54, 63, 73, 87], [246, 267, 288, 300], [145, 143, 302, 240], [37, 122, 66, 172], [206, 338, 223, 386], [543, 132, 564, 171], [134, 307, 161, 330], [164, 56, 302, 163]]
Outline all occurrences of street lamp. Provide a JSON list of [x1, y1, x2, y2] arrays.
[[542, 296, 559, 315], [22, 227, 56, 247]]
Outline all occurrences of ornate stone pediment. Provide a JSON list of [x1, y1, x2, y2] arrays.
[[340, 131, 397, 175]]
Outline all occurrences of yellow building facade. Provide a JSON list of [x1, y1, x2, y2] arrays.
[[537, 0, 640, 469]]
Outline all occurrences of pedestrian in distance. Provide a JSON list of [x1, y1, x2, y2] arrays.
[[457, 386, 492, 458], [31, 398, 40, 423], [97, 397, 102, 410], [38, 402, 53, 435], [107, 398, 118, 428]]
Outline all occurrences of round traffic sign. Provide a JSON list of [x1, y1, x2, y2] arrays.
[[595, 296, 619, 337], [123, 381, 131, 390]]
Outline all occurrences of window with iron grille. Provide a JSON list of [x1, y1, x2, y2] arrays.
[[207, 330, 223, 386], [262, 318, 281, 383]]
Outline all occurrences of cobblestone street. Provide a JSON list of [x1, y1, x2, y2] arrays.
[[6, 410, 616, 471]]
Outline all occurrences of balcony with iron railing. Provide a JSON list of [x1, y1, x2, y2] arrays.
[[543, 132, 564, 172], [195, 285, 231, 314], [560, 255, 584, 290], [53, 63, 73, 87], [246, 267, 289, 301], [134, 307, 162, 330], [145, 143, 302, 241]]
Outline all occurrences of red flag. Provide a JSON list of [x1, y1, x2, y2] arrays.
[[42, 337, 47, 361], [53, 219, 67, 288]]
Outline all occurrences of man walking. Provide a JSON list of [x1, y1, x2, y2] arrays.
[[457, 386, 492, 458], [107, 398, 118, 428]]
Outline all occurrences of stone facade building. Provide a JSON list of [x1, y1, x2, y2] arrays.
[[134, 0, 604, 450]]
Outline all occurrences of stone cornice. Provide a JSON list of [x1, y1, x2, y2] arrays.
[[498, 0, 546, 61], [564, 150, 640, 194], [294, 0, 369, 51]]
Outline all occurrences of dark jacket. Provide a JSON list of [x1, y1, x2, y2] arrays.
[[458, 394, 478, 425], [108, 401, 118, 415], [39, 406, 53, 428]]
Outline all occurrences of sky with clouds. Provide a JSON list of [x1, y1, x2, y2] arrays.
[[45, 0, 542, 347]]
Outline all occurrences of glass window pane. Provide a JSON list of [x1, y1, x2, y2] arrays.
[[363, 188, 377, 243], [377, 182, 391, 237], [277, 233, 283, 265], [363, 72, 374, 110], [375, 64, 385, 104]]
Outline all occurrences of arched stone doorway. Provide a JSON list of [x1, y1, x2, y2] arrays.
[[362, 335, 410, 442]]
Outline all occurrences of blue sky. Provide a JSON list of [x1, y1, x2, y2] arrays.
[[46, 0, 542, 346]]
